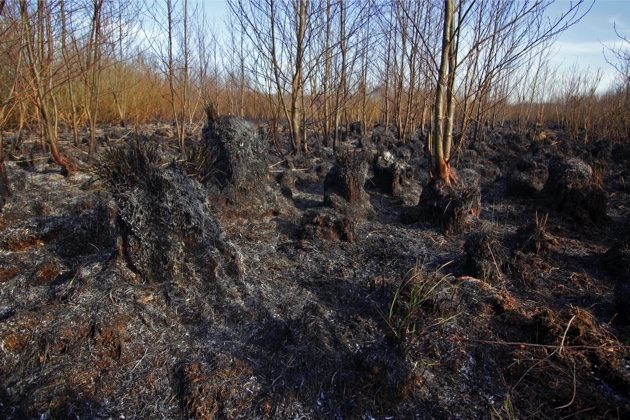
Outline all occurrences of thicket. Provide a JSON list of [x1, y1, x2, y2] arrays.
[[0, 0, 627, 170]]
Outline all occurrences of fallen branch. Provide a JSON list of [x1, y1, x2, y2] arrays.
[[270, 168, 309, 173], [463, 338, 621, 351]]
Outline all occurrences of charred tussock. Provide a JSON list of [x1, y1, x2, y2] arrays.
[[541, 157, 609, 226], [464, 228, 509, 283], [404, 168, 481, 234], [95, 139, 242, 284], [323, 150, 372, 211], [372, 151, 413, 197], [300, 207, 356, 242], [187, 113, 296, 221], [384, 260, 461, 341], [299, 150, 373, 242], [198, 114, 268, 198], [96, 138, 163, 191], [507, 213, 558, 286], [184, 140, 225, 186], [513, 212, 556, 255], [505, 156, 549, 196]]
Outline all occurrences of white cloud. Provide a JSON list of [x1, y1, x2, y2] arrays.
[[553, 40, 629, 56], [547, 41, 628, 94]]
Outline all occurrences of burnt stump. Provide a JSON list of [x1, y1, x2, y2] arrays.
[[193, 115, 268, 197], [372, 151, 411, 197], [403, 169, 481, 234], [541, 157, 607, 225], [323, 151, 374, 219], [506, 157, 548, 196]]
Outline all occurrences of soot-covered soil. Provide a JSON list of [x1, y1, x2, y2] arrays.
[[0, 122, 628, 419]]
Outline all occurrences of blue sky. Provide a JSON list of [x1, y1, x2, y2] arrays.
[[549, 0, 630, 91]]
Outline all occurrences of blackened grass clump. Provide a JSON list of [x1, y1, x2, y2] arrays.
[[404, 168, 481, 234], [323, 150, 374, 219], [514, 212, 556, 255], [372, 151, 412, 197], [464, 229, 508, 283], [300, 150, 373, 242], [541, 157, 608, 226], [96, 139, 242, 284], [197, 110, 268, 197], [97, 137, 162, 192]]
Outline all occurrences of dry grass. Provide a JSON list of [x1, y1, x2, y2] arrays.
[[383, 259, 461, 340]]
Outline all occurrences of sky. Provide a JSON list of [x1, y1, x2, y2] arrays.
[[178, 0, 630, 94], [548, 0, 630, 92]]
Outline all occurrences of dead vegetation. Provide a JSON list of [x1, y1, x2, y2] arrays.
[[403, 168, 481, 234], [383, 259, 460, 340], [196, 114, 268, 197], [464, 228, 508, 283], [541, 157, 609, 226], [0, 121, 628, 419], [97, 139, 243, 284], [0, 0, 627, 415]]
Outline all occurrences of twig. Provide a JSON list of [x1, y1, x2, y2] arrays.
[[6, 156, 51, 162], [511, 351, 555, 392], [559, 315, 577, 356], [559, 406, 595, 419], [486, 242, 504, 283], [464, 338, 619, 351], [270, 168, 309, 173], [131, 348, 149, 372], [556, 358, 577, 410]]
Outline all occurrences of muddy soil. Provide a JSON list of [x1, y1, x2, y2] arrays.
[[0, 123, 628, 419]]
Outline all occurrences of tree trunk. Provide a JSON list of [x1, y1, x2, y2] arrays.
[[430, 0, 455, 185], [444, 5, 458, 162], [20, 0, 76, 175]]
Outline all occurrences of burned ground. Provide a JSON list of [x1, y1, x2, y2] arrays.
[[0, 123, 628, 419]]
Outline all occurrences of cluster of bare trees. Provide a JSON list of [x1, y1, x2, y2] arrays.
[[228, 0, 589, 180], [599, 23, 630, 142], [0, 0, 142, 172], [0, 0, 230, 170], [2, 0, 621, 178], [507, 24, 630, 145]]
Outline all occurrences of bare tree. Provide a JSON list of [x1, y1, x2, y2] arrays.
[[430, 0, 455, 183], [605, 24, 630, 87], [603, 24, 630, 141], [85, 0, 104, 160], [414, 0, 591, 185], [108, 0, 141, 127], [229, 0, 316, 155], [145, 0, 192, 155], [0, 1, 23, 162], [19, 0, 76, 174]]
